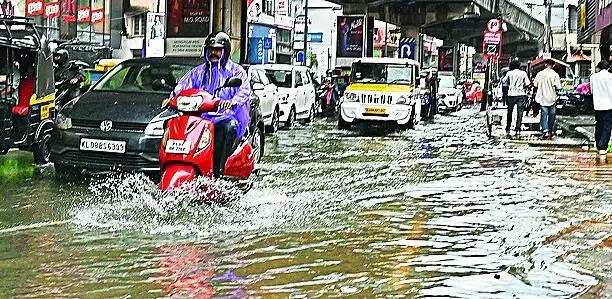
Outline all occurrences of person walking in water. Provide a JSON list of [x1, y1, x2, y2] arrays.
[[501, 60, 530, 138], [533, 59, 561, 139], [589, 60, 612, 160]]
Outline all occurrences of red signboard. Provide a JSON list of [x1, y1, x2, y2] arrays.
[[25, 0, 44, 16], [482, 19, 503, 60], [77, 7, 91, 23], [44, 2, 61, 19], [91, 9, 104, 23]]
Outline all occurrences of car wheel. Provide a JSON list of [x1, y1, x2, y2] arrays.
[[266, 108, 279, 134], [337, 112, 351, 130], [54, 164, 79, 180], [284, 106, 296, 129], [305, 105, 315, 123], [33, 131, 52, 165], [251, 124, 265, 164]]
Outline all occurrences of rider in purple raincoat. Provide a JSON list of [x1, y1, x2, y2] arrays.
[[172, 32, 252, 176]]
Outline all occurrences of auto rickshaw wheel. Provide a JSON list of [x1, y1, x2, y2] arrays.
[[33, 131, 52, 165]]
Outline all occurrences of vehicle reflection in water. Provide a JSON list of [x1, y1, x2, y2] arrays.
[[0, 108, 610, 297], [155, 243, 246, 298]]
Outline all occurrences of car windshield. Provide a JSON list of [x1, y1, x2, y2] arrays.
[[265, 70, 292, 88], [352, 63, 414, 85], [439, 76, 455, 88], [93, 62, 193, 94]]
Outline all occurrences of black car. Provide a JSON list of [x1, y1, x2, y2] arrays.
[[51, 58, 265, 175]]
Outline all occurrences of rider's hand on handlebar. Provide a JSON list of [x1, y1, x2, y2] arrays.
[[218, 100, 234, 110]]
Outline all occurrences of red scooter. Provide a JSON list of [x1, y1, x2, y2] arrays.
[[159, 78, 256, 191]]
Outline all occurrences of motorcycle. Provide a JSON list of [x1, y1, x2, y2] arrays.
[[159, 78, 257, 192], [319, 81, 338, 117], [55, 60, 88, 109], [556, 92, 594, 116]]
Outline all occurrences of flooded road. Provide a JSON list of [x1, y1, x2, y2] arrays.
[[1, 108, 610, 298]]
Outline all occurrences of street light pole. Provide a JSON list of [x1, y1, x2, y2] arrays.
[[302, 0, 308, 66]]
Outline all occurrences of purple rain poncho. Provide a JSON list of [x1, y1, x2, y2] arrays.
[[172, 51, 252, 139]]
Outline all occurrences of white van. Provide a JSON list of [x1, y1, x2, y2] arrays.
[[262, 64, 317, 128]]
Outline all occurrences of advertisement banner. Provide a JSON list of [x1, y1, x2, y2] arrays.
[[25, 0, 44, 16], [146, 12, 165, 58], [336, 16, 364, 58], [44, 1, 60, 19], [247, 0, 261, 22], [438, 47, 454, 72], [166, 0, 211, 56], [276, 0, 287, 15]]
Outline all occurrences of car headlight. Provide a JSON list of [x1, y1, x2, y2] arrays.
[[438, 94, 446, 99], [176, 95, 203, 112], [144, 120, 165, 136], [344, 92, 358, 102], [396, 95, 408, 105], [57, 113, 72, 130], [197, 127, 211, 151]]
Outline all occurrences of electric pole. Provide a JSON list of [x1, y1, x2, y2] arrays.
[[302, 0, 309, 66]]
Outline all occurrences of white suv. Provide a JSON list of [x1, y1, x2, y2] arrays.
[[263, 65, 317, 128], [248, 65, 282, 133]]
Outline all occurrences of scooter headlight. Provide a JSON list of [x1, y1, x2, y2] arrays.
[[57, 113, 72, 130], [176, 95, 204, 112], [197, 127, 211, 151], [145, 120, 165, 136]]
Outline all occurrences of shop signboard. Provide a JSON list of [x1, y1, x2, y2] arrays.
[[25, 0, 44, 17], [166, 0, 212, 57], [44, 1, 60, 19], [336, 16, 364, 58], [77, 7, 90, 23]]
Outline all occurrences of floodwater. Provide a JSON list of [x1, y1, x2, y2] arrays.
[[0, 108, 610, 298]]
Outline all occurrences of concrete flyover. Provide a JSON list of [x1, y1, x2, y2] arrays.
[[328, 0, 544, 58]]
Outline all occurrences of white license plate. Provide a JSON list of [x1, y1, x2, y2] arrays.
[[165, 139, 191, 154], [80, 138, 126, 153]]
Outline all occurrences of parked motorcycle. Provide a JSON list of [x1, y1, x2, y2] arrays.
[[319, 81, 338, 117], [159, 78, 257, 193], [556, 92, 594, 116]]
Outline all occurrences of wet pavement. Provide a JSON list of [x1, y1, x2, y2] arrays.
[[0, 108, 610, 298]]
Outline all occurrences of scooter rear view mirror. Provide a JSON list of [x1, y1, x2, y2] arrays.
[[224, 78, 242, 88]]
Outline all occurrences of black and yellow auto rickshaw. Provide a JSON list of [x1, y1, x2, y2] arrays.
[[0, 17, 56, 164]]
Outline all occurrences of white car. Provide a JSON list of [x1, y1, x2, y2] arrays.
[[437, 75, 463, 112], [262, 64, 317, 128], [247, 65, 282, 133]]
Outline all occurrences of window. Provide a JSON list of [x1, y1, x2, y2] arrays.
[[301, 71, 310, 84], [263, 0, 274, 15], [266, 70, 292, 88], [95, 62, 193, 94], [258, 70, 270, 85], [132, 14, 146, 36], [295, 71, 303, 86], [250, 69, 263, 85], [352, 63, 415, 85], [569, 5, 578, 33]]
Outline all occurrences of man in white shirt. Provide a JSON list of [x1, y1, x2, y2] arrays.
[[589, 60, 612, 158], [533, 59, 561, 139], [501, 60, 530, 137]]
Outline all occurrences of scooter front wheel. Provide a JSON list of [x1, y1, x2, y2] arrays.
[[160, 165, 197, 191]]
